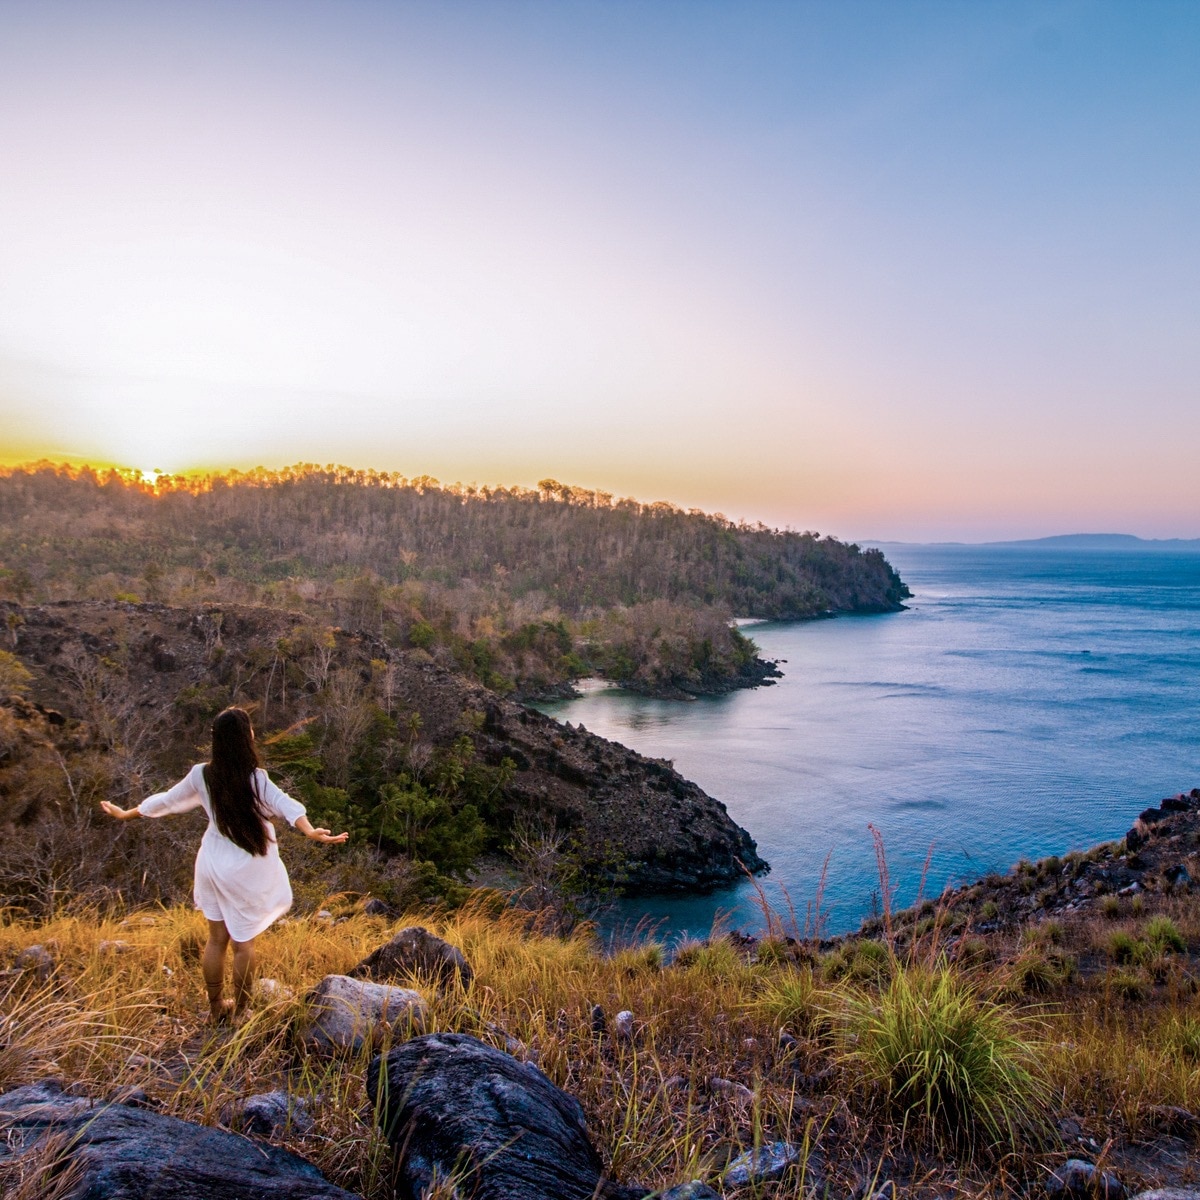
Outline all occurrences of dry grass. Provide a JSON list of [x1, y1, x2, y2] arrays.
[[3, 895, 1200, 1197]]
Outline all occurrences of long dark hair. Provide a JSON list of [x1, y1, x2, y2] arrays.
[[203, 707, 269, 856]]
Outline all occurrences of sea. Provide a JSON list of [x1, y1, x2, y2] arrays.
[[535, 544, 1200, 941]]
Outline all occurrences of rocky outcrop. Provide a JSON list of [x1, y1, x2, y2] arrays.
[[366, 1032, 647, 1200], [6, 599, 766, 893], [348, 926, 473, 989], [913, 788, 1200, 933], [0, 1078, 359, 1198]]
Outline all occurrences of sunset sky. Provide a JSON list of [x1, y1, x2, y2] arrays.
[[2, 1, 1198, 541]]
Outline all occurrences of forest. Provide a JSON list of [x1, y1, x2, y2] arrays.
[[0, 462, 908, 697]]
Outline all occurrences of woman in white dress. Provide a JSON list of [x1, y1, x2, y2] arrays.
[[101, 706, 347, 1021]]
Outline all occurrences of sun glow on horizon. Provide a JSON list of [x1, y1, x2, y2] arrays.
[[2, 2, 1200, 541]]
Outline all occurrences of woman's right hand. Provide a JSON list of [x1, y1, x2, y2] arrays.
[[100, 801, 140, 821]]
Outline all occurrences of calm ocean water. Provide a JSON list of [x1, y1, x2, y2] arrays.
[[536, 545, 1200, 940]]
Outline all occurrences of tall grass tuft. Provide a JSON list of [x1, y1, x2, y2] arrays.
[[837, 962, 1047, 1154]]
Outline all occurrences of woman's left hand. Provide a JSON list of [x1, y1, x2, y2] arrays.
[[305, 826, 349, 843], [100, 801, 140, 821], [295, 815, 348, 843]]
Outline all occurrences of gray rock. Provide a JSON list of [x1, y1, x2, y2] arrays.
[[656, 1184, 721, 1199], [15, 943, 54, 979], [709, 1076, 755, 1103], [366, 1031, 646, 1200], [591, 1003, 607, 1033], [254, 976, 296, 1002], [614, 1010, 635, 1041], [223, 1089, 314, 1137], [1130, 1191, 1200, 1200], [1145, 1104, 1200, 1134], [722, 1141, 804, 1187], [1165, 863, 1192, 889], [0, 1078, 359, 1198], [348, 926, 473, 990], [305, 974, 425, 1052], [1046, 1159, 1125, 1200], [363, 897, 393, 916]]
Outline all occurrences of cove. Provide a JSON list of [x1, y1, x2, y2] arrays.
[[535, 544, 1200, 940]]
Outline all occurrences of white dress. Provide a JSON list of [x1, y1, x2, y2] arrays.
[[137, 764, 307, 942]]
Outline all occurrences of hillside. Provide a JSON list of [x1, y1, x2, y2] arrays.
[[0, 598, 765, 916], [0, 463, 908, 698]]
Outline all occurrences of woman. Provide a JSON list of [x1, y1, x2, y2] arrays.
[[101, 706, 348, 1021]]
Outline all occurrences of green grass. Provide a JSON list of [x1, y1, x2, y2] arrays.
[[837, 962, 1047, 1154], [1145, 915, 1186, 954]]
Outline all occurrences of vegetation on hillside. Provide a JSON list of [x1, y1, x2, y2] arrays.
[[0, 462, 908, 697], [4, 876, 1200, 1199]]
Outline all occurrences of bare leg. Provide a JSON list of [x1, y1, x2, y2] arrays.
[[230, 937, 256, 1017], [202, 919, 234, 1020]]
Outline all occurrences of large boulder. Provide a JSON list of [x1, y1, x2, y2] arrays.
[[304, 974, 426, 1052], [367, 1032, 646, 1200], [348, 926, 474, 990], [0, 1079, 359, 1199]]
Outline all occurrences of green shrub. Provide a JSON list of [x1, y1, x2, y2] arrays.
[[1107, 930, 1143, 965], [980, 900, 999, 921], [674, 938, 741, 976], [1100, 896, 1121, 920], [754, 936, 793, 966], [838, 963, 1045, 1152], [1109, 968, 1148, 1001], [756, 968, 825, 1037], [955, 937, 991, 967], [1146, 915, 1187, 954], [611, 942, 664, 975], [1165, 1015, 1200, 1060]]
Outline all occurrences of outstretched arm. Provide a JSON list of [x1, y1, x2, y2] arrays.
[[103, 767, 204, 823], [100, 801, 140, 821], [294, 815, 348, 844]]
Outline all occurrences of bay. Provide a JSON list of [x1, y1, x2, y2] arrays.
[[535, 544, 1200, 940]]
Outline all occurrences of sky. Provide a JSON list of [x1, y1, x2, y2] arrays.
[[1, 0, 1198, 542]]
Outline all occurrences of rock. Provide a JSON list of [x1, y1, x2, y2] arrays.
[[223, 1089, 314, 1137], [366, 1031, 646, 1200], [1119, 882, 1142, 895], [363, 898, 393, 916], [15, 943, 54, 979], [1145, 1105, 1200, 1134], [254, 976, 296, 1002], [591, 1003, 607, 1034], [315, 909, 333, 921], [709, 1077, 755, 1103], [0, 1078, 359, 1198], [614, 1010, 635, 1041], [348, 926, 473, 990], [1165, 864, 1192, 889], [655, 1184, 721, 1199], [1130, 1191, 1200, 1200], [98, 939, 133, 955], [1046, 1159, 1125, 1200], [305, 974, 426, 1052], [721, 1141, 804, 1187], [870, 1183, 898, 1200]]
